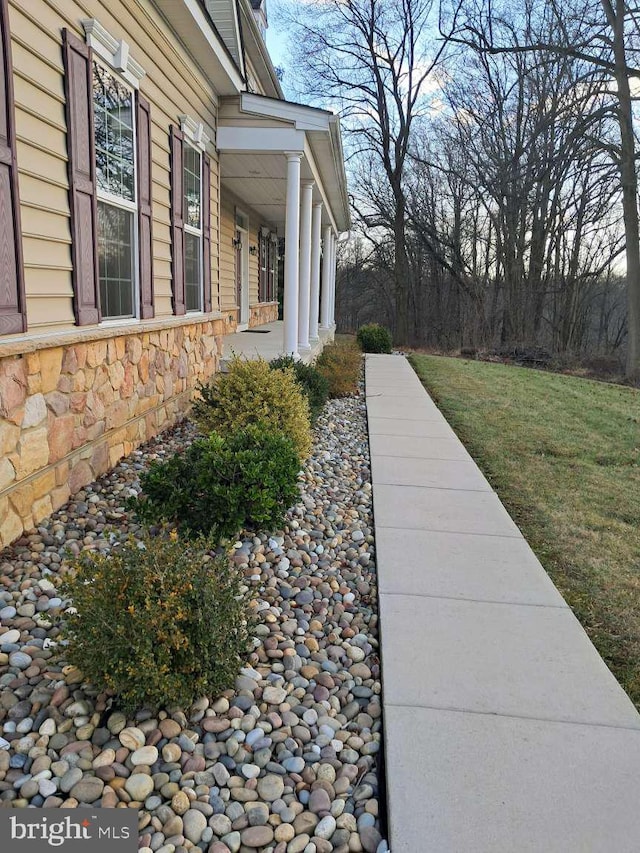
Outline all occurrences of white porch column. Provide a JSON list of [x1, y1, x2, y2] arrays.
[[297, 181, 314, 353], [329, 232, 337, 327], [283, 152, 303, 357], [309, 202, 323, 343], [320, 226, 332, 331]]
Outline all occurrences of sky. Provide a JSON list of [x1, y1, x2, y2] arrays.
[[265, 3, 293, 94]]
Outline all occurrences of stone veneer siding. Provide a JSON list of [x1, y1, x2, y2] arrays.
[[0, 315, 234, 549], [249, 303, 279, 327]]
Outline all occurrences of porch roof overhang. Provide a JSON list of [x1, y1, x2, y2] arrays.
[[217, 92, 351, 234]]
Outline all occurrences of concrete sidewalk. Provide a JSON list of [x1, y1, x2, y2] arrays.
[[366, 354, 640, 852]]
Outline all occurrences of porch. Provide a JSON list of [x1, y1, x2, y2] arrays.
[[218, 92, 350, 360], [221, 320, 334, 366]]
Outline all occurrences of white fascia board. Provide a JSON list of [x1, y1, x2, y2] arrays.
[[240, 92, 331, 132], [155, 0, 244, 95], [328, 116, 351, 230], [304, 138, 339, 235], [217, 125, 305, 153]]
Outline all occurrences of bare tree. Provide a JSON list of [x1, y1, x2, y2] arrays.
[[280, 0, 462, 345], [448, 0, 640, 377]]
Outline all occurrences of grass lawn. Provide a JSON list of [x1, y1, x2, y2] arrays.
[[410, 354, 640, 707]]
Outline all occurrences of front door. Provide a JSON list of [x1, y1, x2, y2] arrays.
[[235, 217, 249, 329]]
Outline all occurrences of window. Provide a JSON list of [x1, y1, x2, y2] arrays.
[[183, 144, 202, 311], [259, 230, 268, 302], [268, 235, 278, 302], [259, 228, 278, 303], [170, 119, 211, 316], [93, 62, 137, 319]]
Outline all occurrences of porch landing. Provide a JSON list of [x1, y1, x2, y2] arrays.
[[222, 320, 333, 365], [366, 354, 640, 852]]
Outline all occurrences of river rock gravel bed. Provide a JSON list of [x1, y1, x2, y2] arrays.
[[0, 380, 389, 853]]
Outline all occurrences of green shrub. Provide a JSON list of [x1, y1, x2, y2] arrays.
[[316, 339, 362, 397], [193, 356, 312, 460], [357, 323, 393, 353], [58, 534, 252, 711], [269, 355, 329, 421], [134, 423, 301, 539]]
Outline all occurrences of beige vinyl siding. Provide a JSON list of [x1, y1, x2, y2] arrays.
[[220, 195, 237, 311], [220, 189, 273, 312], [7, 0, 224, 334], [248, 220, 259, 306], [9, 0, 73, 330]]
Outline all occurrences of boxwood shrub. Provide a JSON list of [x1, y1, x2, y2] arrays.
[[59, 534, 252, 712], [357, 323, 393, 353], [192, 356, 312, 461], [133, 423, 301, 540], [269, 355, 329, 421]]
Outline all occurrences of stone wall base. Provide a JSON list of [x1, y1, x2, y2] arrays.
[[249, 303, 279, 327], [0, 316, 233, 549]]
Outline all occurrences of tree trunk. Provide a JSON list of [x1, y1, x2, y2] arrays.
[[393, 197, 410, 344], [608, 0, 640, 379]]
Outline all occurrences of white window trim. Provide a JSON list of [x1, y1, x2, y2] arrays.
[[93, 59, 140, 321], [82, 18, 145, 90], [179, 115, 210, 151], [184, 142, 204, 313]]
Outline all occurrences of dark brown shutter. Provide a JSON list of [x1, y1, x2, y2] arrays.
[[136, 94, 153, 319], [169, 124, 185, 315], [202, 152, 211, 313], [0, 0, 25, 335], [62, 29, 100, 326], [258, 231, 265, 302]]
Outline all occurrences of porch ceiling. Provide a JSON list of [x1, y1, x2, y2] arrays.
[[220, 152, 317, 231]]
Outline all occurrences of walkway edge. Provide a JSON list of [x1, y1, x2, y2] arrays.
[[367, 354, 640, 853]]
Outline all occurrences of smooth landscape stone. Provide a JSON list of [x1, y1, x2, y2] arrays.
[[159, 719, 182, 739], [0, 629, 20, 645], [256, 774, 284, 802], [131, 745, 159, 766], [69, 776, 104, 803], [162, 743, 182, 763], [8, 651, 32, 669], [60, 767, 83, 793], [240, 825, 274, 848], [309, 788, 332, 815], [360, 825, 383, 852], [0, 385, 388, 851], [315, 814, 337, 840], [262, 686, 287, 705], [210, 814, 232, 836], [183, 809, 207, 844], [119, 727, 146, 750], [172, 790, 191, 815], [125, 774, 154, 801]]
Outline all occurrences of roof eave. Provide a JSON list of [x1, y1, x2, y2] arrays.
[[155, 0, 245, 96], [237, 0, 283, 99]]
